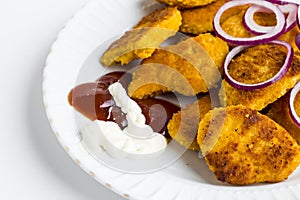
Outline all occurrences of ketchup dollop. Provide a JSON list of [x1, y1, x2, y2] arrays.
[[68, 71, 180, 138]]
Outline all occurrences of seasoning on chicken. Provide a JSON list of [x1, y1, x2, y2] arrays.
[[128, 33, 228, 99], [101, 7, 182, 66], [197, 106, 300, 185]]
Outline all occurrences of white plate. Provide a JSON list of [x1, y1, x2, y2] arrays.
[[43, 0, 300, 199]]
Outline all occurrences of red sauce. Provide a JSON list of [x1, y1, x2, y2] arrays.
[[68, 71, 180, 138], [96, 71, 132, 90], [135, 98, 179, 136]]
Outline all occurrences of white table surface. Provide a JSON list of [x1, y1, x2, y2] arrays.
[[0, 0, 126, 199]]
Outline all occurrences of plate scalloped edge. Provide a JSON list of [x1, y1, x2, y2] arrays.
[[42, 0, 300, 199]]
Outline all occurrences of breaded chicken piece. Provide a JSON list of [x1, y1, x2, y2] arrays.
[[221, 11, 300, 51], [219, 45, 300, 111], [267, 92, 300, 144], [156, 0, 216, 9], [101, 7, 182, 66], [128, 33, 228, 98], [167, 95, 212, 151], [193, 33, 229, 70], [180, 0, 248, 35], [197, 106, 300, 185]]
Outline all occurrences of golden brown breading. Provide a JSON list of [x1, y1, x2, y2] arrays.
[[101, 7, 182, 66], [180, 0, 227, 34], [197, 106, 300, 185], [220, 11, 252, 39], [180, 0, 248, 35], [156, 0, 216, 9], [219, 45, 300, 111], [267, 92, 300, 144], [226, 44, 286, 84], [193, 33, 229, 70], [128, 33, 228, 98], [167, 95, 212, 151]]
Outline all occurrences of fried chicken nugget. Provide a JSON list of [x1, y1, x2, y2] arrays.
[[219, 45, 300, 111], [267, 92, 300, 144], [101, 7, 182, 66], [167, 95, 212, 151], [180, 0, 248, 35], [156, 0, 216, 9], [197, 106, 300, 185], [193, 33, 229, 69], [128, 33, 228, 98]]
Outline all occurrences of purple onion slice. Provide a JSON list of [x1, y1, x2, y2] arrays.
[[214, 0, 286, 45], [279, 4, 298, 33], [224, 40, 293, 91], [244, 5, 275, 35], [296, 33, 300, 49], [289, 81, 300, 127], [266, 0, 300, 5], [297, 5, 300, 28], [244, 4, 297, 35]]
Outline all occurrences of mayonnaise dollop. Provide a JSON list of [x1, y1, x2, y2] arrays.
[[80, 82, 167, 159]]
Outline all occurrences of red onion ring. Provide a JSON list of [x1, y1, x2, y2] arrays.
[[244, 4, 297, 34], [266, 0, 300, 5], [265, 0, 291, 5], [243, 5, 275, 35], [289, 81, 300, 127], [296, 33, 300, 50], [214, 0, 286, 45], [280, 4, 298, 32], [298, 5, 300, 28], [224, 40, 293, 91]]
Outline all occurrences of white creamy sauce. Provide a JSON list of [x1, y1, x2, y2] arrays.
[[80, 82, 167, 159]]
